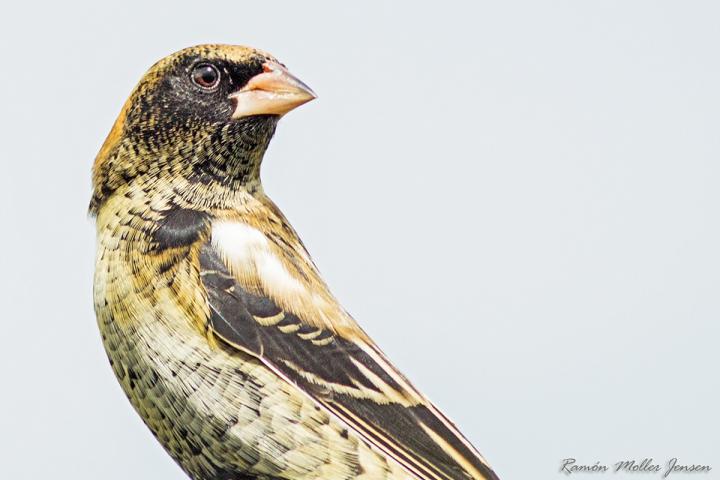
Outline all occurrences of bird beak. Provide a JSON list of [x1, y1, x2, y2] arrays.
[[229, 62, 317, 119]]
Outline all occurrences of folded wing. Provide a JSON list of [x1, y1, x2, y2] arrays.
[[199, 241, 498, 480]]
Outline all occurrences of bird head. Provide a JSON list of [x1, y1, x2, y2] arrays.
[[90, 44, 315, 214]]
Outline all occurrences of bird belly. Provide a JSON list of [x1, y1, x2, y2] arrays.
[[94, 255, 414, 480]]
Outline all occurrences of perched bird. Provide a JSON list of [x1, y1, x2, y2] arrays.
[[90, 44, 499, 480]]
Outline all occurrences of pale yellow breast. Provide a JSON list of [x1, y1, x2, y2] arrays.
[[93, 211, 416, 480]]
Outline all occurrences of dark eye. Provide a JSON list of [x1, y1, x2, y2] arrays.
[[191, 63, 220, 90]]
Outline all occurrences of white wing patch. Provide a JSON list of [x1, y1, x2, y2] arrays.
[[212, 220, 307, 298], [211, 219, 352, 332]]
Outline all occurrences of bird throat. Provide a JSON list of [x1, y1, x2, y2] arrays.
[[90, 116, 278, 214], [191, 115, 278, 188]]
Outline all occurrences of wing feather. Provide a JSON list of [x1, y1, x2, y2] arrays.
[[199, 243, 499, 480]]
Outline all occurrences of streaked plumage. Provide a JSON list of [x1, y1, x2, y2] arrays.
[[91, 44, 499, 480]]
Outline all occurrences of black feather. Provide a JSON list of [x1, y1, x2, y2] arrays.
[[152, 208, 209, 250]]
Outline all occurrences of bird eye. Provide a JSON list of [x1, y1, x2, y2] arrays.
[[191, 64, 220, 90]]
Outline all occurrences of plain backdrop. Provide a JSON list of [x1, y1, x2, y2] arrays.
[[1, 1, 718, 479]]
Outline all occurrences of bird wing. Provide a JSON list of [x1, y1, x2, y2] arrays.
[[198, 235, 499, 480]]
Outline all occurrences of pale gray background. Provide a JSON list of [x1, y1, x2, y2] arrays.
[[1, 1, 718, 479]]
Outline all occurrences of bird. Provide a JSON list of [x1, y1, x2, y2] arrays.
[[90, 44, 499, 480]]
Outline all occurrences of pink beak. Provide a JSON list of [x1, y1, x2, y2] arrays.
[[229, 62, 316, 119]]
